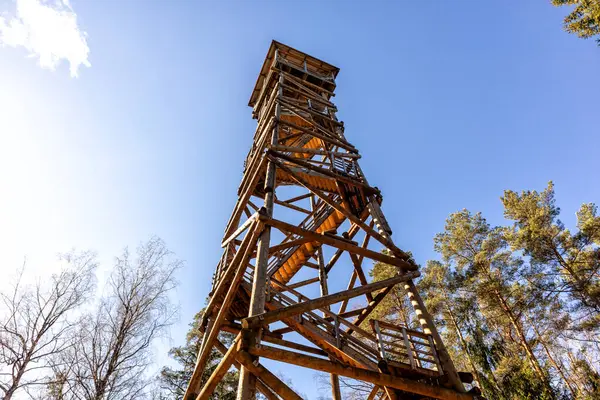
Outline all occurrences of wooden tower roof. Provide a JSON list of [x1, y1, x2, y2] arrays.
[[248, 40, 340, 108]]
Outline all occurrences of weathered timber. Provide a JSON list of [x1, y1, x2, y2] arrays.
[[249, 345, 475, 400], [259, 215, 417, 271], [186, 41, 477, 400], [212, 339, 279, 400], [243, 272, 420, 329], [196, 334, 241, 400], [236, 351, 304, 400]]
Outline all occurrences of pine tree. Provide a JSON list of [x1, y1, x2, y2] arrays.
[[433, 210, 556, 398], [502, 182, 600, 330], [552, 0, 600, 44]]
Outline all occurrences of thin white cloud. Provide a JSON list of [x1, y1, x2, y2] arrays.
[[0, 0, 90, 77]]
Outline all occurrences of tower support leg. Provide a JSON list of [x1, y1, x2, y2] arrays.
[[404, 280, 465, 392], [236, 75, 282, 400]]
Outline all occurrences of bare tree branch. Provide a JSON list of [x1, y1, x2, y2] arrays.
[[0, 252, 97, 399]]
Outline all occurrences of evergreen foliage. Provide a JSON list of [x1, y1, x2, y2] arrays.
[[158, 310, 239, 399], [369, 182, 599, 399], [552, 0, 600, 44]]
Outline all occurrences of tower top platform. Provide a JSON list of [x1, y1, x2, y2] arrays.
[[248, 40, 340, 108]]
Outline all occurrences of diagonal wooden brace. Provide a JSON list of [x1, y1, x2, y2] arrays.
[[242, 271, 420, 329]]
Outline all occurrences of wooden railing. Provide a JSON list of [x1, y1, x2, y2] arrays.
[[371, 319, 443, 375]]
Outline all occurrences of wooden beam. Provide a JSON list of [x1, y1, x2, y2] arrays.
[[243, 272, 420, 329], [259, 215, 417, 271], [324, 222, 363, 274], [236, 350, 304, 400], [287, 276, 320, 290], [324, 307, 364, 321], [269, 150, 378, 196], [367, 386, 381, 400], [185, 224, 262, 400], [196, 334, 241, 399], [278, 119, 354, 152], [404, 280, 465, 392], [338, 270, 357, 315], [271, 327, 294, 336], [237, 76, 282, 400], [280, 69, 336, 97], [349, 252, 373, 302], [262, 336, 329, 357], [281, 192, 312, 204], [271, 144, 360, 159], [249, 345, 475, 400], [274, 197, 312, 214], [347, 284, 395, 335], [205, 229, 255, 320], [212, 339, 278, 400], [268, 237, 312, 256], [222, 212, 257, 248], [277, 158, 413, 264]]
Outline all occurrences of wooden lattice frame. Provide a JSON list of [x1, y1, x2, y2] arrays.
[[184, 41, 477, 400]]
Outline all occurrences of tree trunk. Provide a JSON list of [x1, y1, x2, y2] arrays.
[[492, 289, 547, 382], [445, 304, 486, 391], [526, 313, 577, 398]]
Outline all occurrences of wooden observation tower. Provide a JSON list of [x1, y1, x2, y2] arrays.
[[185, 41, 479, 400]]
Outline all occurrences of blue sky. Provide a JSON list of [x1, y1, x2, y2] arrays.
[[1, 0, 599, 398]]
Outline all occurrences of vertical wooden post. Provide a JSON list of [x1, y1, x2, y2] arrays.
[[374, 320, 387, 360], [330, 371, 342, 400], [401, 327, 415, 370], [334, 316, 341, 349], [312, 197, 342, 400], [236, 73, 282, 400], [427, 334, 443, 375], [311, 195, 330, 317], [404, 280, 465, 392]]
